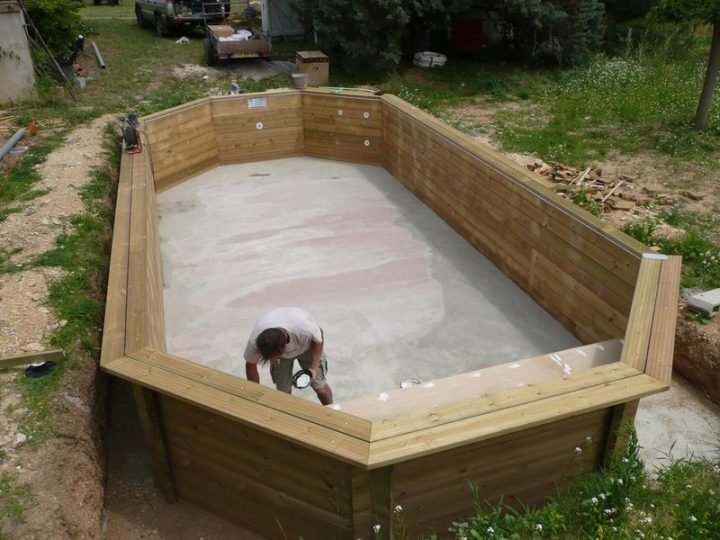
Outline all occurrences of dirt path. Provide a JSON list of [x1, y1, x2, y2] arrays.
[[0, 115, 115, 539]]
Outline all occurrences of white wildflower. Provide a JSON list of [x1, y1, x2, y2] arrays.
[[373, 524, 381, 533], [575, 447, 583, 453], [591, 497, 599, 505], [690, 515, 697, 523], [487, 526, 495, 534], [394, 505, 402, 513], [535, 523, 543, 531]]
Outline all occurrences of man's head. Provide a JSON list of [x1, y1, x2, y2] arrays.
[[255, 328, 288, 364]]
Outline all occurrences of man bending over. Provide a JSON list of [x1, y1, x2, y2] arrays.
[[244, 307, 333, 405]]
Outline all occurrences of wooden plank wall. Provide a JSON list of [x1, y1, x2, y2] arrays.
[[159, 394, 356, 540], [391, 408, 611, 534], [381, 96, 645, 344], [144, 100, 218, 192], [302, 92, 383, 164], [211, 93, 304, 166]]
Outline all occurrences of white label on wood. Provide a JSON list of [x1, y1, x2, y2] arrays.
[[642, 253, 668, 260], [248, 97, 268, 109]]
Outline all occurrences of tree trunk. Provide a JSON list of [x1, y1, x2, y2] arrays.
[[694, 21, 720, 130]]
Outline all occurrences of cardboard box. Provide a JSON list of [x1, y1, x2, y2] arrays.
[[296, 50, 329, 86], [208, 25, 235, 38]]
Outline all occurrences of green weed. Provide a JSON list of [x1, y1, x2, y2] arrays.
[[0, 135, 65, 207], [0, 471, 33, 522], [0, 207, 22, 224], [438, 427, 720, 540], [0, 248, 22, 274], [624, 209, 720, 289], [571, 187, 604, 217]]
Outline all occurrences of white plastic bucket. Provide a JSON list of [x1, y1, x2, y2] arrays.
[[291, 73, 309, 89]]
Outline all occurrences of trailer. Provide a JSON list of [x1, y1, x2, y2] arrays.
[[204, 23, 271, 65]]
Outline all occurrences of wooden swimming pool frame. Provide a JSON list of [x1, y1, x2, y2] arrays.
[[101, 89, 681, 538]]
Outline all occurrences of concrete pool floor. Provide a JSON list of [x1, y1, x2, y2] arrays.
[[158, 157, 582, 402]]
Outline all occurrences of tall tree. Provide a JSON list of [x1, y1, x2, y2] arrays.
[[653, 0, 720, 130]]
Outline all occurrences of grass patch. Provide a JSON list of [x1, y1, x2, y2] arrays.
[[493, 41, 720, 167], [624, 208, 720, 289], [0, 248, 22, 274], [0, 207, 22, 224], [0, 471, 33, 523], [18, 189, 52, 202], [0, 134, 65, 207]]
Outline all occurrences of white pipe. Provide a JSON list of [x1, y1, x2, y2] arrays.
[[91, 41, 106, 69], [0, 128, 26, 160]]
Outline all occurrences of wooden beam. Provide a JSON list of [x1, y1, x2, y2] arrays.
[[645, 256, 682, 384], [621, 254, 664, 371], [351, 467, 393, 538], [132, 384, 177, 502], [107, 355, 370, 466], [100, 150, 133, 367], [0, 349, 64, 369], [600, 400, 639, 467], [366, 374, 664, 468]]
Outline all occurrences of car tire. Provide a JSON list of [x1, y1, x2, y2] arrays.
[[136, 7, 151, 28], [155, 14, 169, 37], [204, 37, 218, 66]]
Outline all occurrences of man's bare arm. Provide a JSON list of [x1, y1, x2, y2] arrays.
[[309, 329, 324, 375], [245, 362, 260, 383]]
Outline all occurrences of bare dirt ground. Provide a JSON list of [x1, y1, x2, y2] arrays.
[[1, 98, 718, 539]]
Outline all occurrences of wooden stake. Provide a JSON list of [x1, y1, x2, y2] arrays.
[[0, 349, 64, 369], [569, 166, 591, 186]]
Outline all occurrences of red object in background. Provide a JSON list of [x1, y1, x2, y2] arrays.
[[451, 18, 483, 53], [29, 121, 38, 135]]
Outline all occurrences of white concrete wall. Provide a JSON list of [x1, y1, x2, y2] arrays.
[[0, 2, 36, 104]]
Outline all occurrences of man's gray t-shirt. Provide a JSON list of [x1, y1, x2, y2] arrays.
[[243, 307, 323, 364]]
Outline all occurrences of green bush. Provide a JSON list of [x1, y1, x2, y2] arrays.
[[624, 209, 720, 289], [24, 0, 84, 60]]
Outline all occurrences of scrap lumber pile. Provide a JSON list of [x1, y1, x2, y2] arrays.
[[525, 159, 702, 212]]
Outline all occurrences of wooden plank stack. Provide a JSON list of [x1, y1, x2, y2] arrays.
[[525, 159, 682, 213], [100, 89, 683, 539]]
